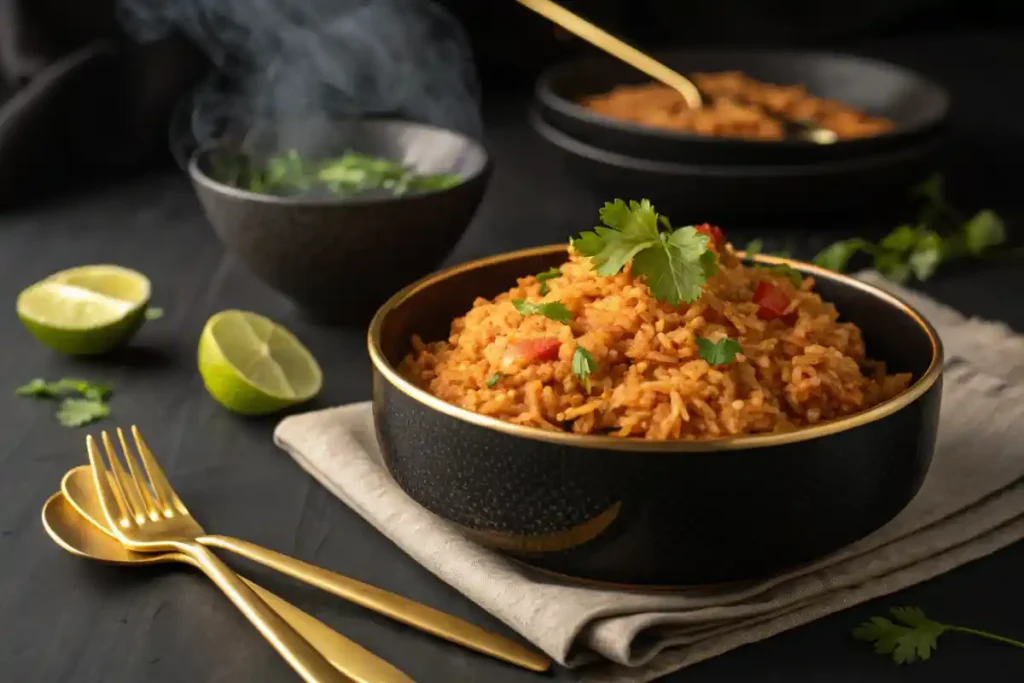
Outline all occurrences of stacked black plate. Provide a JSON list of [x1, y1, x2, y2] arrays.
[[531, 50, 951, 222]]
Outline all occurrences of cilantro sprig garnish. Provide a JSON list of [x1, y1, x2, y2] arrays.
[[571, 345, 597, 388], [814, 174, 1006, 283], [696, 337, 743, 365], [512, 299, 573, 323], [853, 606, 1024, 664], [574, 199, 718, 305], [535, 267, 561, 296], [16, 377, 113, 427]]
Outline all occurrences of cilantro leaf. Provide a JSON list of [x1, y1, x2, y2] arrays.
[[632, 227, 718, 306], [512, 299, 573, 323], [696, 336, 743, 365], [852, 605, 1024, 665], [574, 199, 718, 305], [744, 239, 763, 257], [571, 345, 597, 386], [56, 398, 110, 428], [535, 267, 562, 295], [486, 372, 502, 388], [813, 238, 875, 272], [145, 307, 165, 321], [755, 263, 803, 287], [16, 378, 112, 401], [962, 209, 1006, 255], [575, 199, 662, 277]]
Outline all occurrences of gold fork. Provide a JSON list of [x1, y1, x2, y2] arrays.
[[87, 429, 347, 683], [87, 426, 550, 672]]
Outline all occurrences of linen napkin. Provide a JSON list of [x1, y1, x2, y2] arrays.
[[274, 273, 1024, 682]]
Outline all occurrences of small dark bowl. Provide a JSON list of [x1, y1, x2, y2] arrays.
[[536, 49, 950, 166], [369, 246, 943, 586], [531, 109, 941, 221], [189, 119, 491, 322]]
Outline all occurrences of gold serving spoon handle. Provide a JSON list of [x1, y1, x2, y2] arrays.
[[517, 0, 702, 109]]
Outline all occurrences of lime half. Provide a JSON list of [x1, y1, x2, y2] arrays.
[[17, 265, 152, 355], [198, 310, 323, 415]]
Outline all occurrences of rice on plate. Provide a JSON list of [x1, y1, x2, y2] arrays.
[[400, 200, 912, 440]]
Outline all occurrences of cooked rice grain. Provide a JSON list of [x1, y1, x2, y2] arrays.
[[399, 246, 912, 440]]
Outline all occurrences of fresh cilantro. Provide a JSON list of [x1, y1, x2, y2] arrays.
[[744, 239, 763, 256], [853, 606, 1024, 664], [535, 267, 562, 295], [16, 377, 112, 426], [145, 307, 165, 321], [486, 372, 502, 388], [762, 263, 803, 287], [56, 398, 110, 428], [696, 337, 743, 365], [813, 175, 1005, 282], [512, 299, 573, 323], [571, 345, 597, 387], [16, 378, 112, 401], [574, 199, 718, 305]]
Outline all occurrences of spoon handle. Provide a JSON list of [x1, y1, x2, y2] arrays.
[[516, 0, 702, 108], [182, 540, 349, 683], [201, 534, 551, 673]]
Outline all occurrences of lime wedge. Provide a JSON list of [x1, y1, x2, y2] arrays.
[[16, 265, 152, 355], [198, 310, 323, 415]]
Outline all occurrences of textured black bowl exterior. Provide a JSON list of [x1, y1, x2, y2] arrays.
[[369, 246, 943, 586], [536, 50, 950, 166], [189, 120, 491, 322], [530, 110, 940, 221]]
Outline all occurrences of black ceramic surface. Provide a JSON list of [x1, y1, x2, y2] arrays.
[[369, 245, 943, 586], [189, 119, 491, 322], [531, 110, 941, 222], [536, 50, 950, 166]]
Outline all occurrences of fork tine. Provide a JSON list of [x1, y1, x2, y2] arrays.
[[101, 431, 146, 524], [131, 425, 188, 515], [115, 427, 163, 520], [114, 427, 163, 521], [87, 434, 130, 531]]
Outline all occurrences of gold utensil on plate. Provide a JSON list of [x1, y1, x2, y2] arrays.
[[79, 429, 551, 673], [43, 489, 413, 683], [516, 0, 838, 144], [86, 431, 346, 683]]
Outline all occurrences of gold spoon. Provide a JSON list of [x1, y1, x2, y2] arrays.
[[41, 491, 414, 683], [517, 0, 838, 144]]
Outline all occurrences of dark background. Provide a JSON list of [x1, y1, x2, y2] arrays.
[[2, 2, 1024, 683]]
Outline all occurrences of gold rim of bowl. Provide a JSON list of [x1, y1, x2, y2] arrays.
[[367, 244, 943, 453]]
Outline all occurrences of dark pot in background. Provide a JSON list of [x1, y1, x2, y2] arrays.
[[189, 119, 491, 323]]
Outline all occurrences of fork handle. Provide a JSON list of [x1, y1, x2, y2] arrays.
[[200, 535, 551, 672], [180, 540, 349, 683]]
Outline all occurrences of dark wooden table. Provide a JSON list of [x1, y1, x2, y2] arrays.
[[2, 30, 1024, 683]]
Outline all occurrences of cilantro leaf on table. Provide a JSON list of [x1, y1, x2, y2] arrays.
[[575, 199, 718, 306], [512, 299, 573, 323], [571, 345, 597, 387], [16, 377, 113, 427], [56, 398, 110, 428], [696, 337, 743, 365], [534, 267, 562, 295], [853, 606, 1024, 664], [16, 378, 111, 401], [812, 175, 1006, 282]]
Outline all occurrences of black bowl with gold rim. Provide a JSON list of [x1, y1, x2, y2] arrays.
[[368, 246, 943, 587]]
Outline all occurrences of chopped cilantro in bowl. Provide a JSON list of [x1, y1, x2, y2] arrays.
[[209, 148, 463, 199]]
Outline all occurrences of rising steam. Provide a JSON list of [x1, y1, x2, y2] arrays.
[[116, 0, 482, 161]]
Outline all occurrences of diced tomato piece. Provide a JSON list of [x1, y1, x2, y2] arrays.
[[694, 223, 725, 248], [502, 338, 561, 368], [753, 281, 791, 321]]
